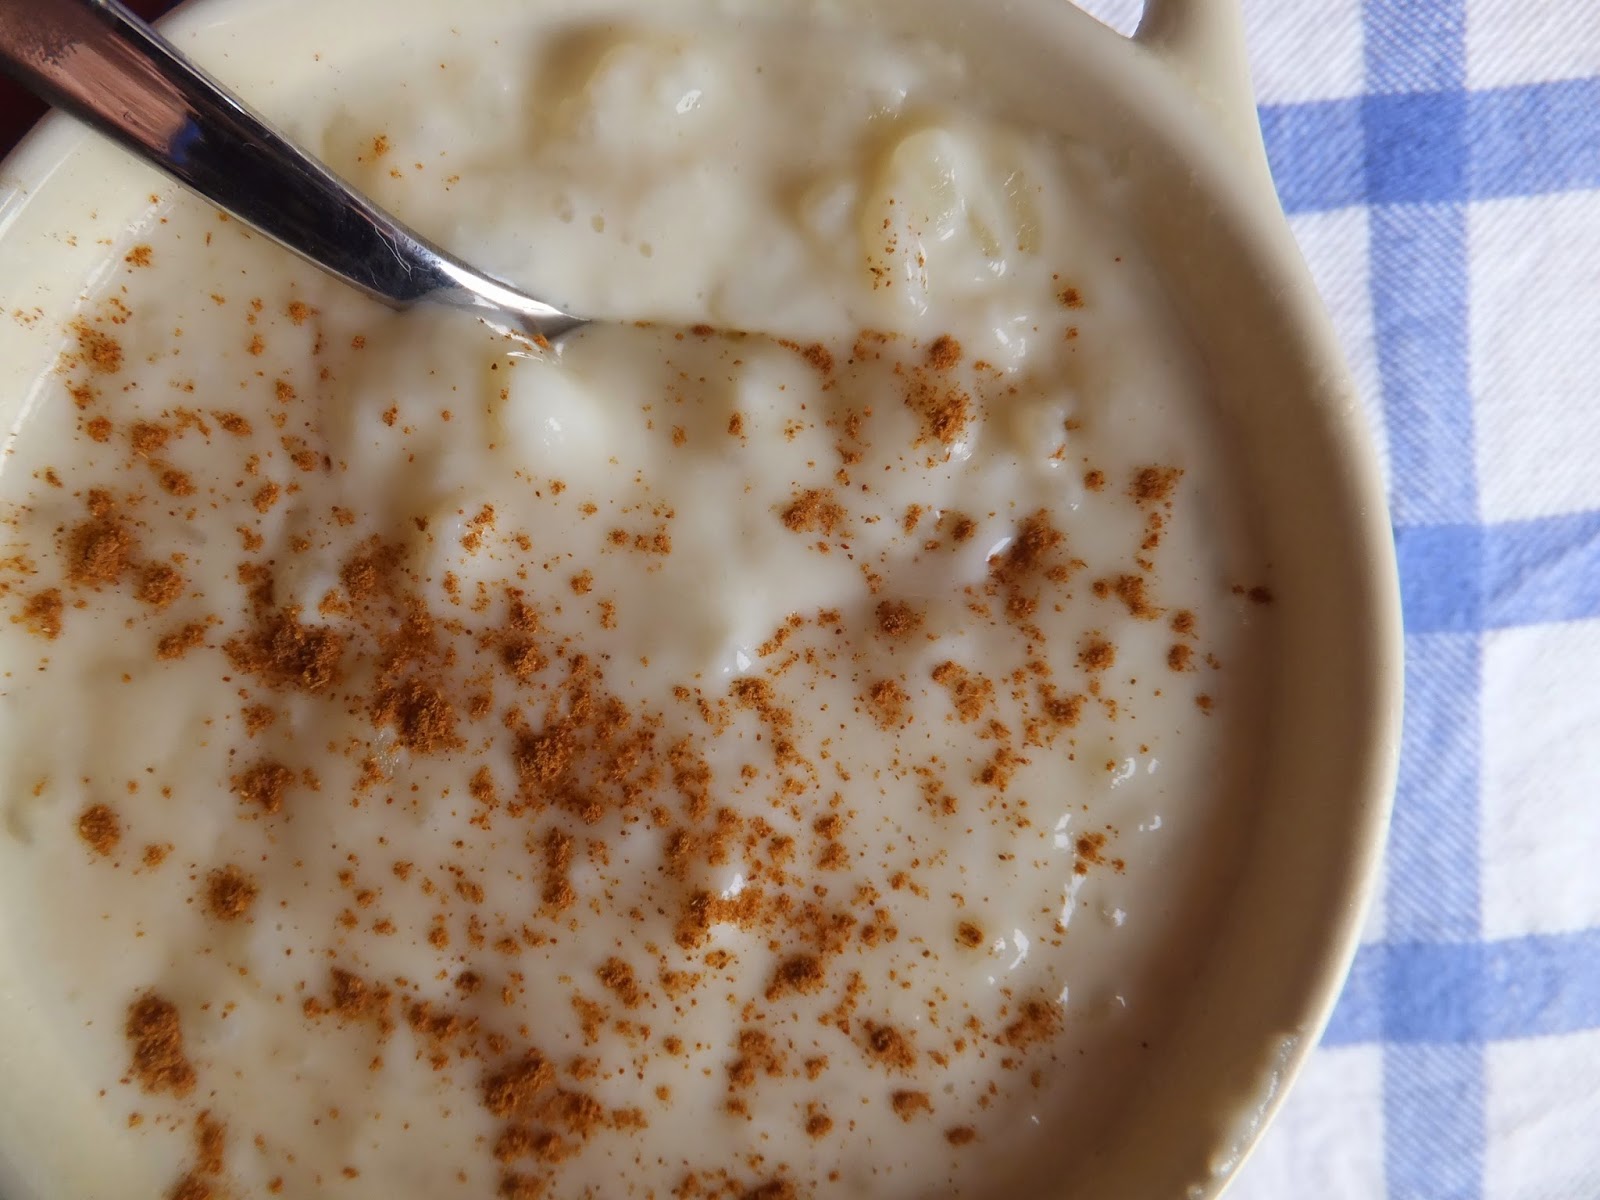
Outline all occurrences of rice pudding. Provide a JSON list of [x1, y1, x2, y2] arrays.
[[0, 6, 1273, 1197]]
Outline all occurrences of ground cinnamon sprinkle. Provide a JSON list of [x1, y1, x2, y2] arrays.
[[307, 967, 395, 1035], [780, 489, 845, 535], [129, 421, 171, 458], [764, 953, 825, 1001], [18, 588, 62, 639], [223, 606, 344, 693], [728, 1027, 786, 1093], [890, 1090, 933, 1121], [947, 513, 977, 543], [482, 1050, 556, 1118], [977, 744, 1024, 792], [241, 704, 276, 735], [67, 505, 134, 587], [125, 992, 196, 1096], [170, 1167, 216, 1199], [158, 467, 197, 498], [955, 921, 985, 949], [945, 1126, 978, 1146], [469, 766, 498, 810], [193, 1111, 226, 1177], [1077, 638, 1115, 672], [137, 563, 185, 608], [804, 1108, 834, 1139], [1108, 574, 1161, 620], [994, 511, 1064, 578], [339, 543, 398, 602], [164, 1112, 227, 1198], [875, 599, 923, 638], [542, 828, 575, 911], [212, 411, 252, 436], [800, 343, 833, 375], [999, 998, 1063, 1049], [903, 362, 972, 447], [572, 995, 607, 1045], [156, 622, 207, 660], [1040, 686, 1085, 729], [987, 510, 1070, 619], [461, 504, 496, 551], [232, 760, 293, 814], [372, 678, 462, 755], [1167, 643, 1193, 671], [865, 678, 909, 728], [862, 1022, 917, 1072], [77, 802, 120, 855], [204, 865, 258, 921], [930, 661, 993, 723], [73, 320, 123, 374], [926, 335, 962, 371], [1130, 465, 1182, 504], [597, 958, 642, 1008]]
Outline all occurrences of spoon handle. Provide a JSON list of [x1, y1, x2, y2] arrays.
[[0, 0, 578, 336]]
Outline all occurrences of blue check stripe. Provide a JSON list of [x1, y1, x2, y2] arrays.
[[1260, 0, 1600, 1187], [1364, 0, 1465, 94], [1370, 203, 1472, 527], [1397, 514, 1600, 634], [1240, 0, 1600, 1192], [1263, 80, 1600, 215], [1329, 931, 1600, 1047], [1358, 2, 1487, 1195], [1385, 633, 1480, 947]]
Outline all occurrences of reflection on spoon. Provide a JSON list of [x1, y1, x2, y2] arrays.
[[0, 0, 588, 346]]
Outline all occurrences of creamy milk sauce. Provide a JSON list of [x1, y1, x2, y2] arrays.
[[0, 9, 1270, 1198]]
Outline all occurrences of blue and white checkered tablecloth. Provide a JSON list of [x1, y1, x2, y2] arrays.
[[1092, 0, 1600, 1196]]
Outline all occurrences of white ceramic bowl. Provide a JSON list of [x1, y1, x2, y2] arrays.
[[0, 0, 1401, 1195]]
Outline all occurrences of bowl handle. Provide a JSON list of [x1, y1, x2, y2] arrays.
[[1132, 0, 1273, 183]]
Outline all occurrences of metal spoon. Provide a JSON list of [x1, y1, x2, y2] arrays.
[[0, 0, 589, 346]]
